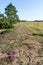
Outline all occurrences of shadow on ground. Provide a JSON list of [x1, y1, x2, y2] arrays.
[[33, 33, 43, 37]]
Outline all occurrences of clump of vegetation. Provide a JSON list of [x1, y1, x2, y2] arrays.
[[0, 29, 13, 34], [0, 3, 19, 30], [0, 14, 13, 29]]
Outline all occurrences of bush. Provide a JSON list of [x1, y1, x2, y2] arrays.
[[0, 20, 14, 29], [0, 14, 14, 29]]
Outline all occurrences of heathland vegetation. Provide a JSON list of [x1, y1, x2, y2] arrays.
[[0, 3, 43, 65]]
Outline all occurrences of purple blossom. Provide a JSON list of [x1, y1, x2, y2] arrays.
[[28, 45, 34, 50], [7, 50, 16, 55]]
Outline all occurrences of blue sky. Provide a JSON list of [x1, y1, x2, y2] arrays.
[[0, 0, 43, 21]]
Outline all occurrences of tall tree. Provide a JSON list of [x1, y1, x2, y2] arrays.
[[5, 3, 19, 23]]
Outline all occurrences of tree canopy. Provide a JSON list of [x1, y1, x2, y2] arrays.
[[5, 3, 19, 23], [0, 3, 19, 29]]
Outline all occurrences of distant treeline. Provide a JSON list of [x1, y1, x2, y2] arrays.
[[34, 20, 43, 22], [20, 20, 32, 22], [20, 20, 43, 22]]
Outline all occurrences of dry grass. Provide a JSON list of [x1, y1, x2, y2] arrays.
[[0, 22, 43, 65]]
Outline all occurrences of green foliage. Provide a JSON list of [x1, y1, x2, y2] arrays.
[[5, 3, 19, 24], [0, 3, 19, 29], [0, 29, 13, 34], [0, 13, 13, 29]]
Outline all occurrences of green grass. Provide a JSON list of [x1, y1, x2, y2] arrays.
[[17, 22, 43, 40], [13, 22, 43, 47], [0, 29, 13, 34]]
